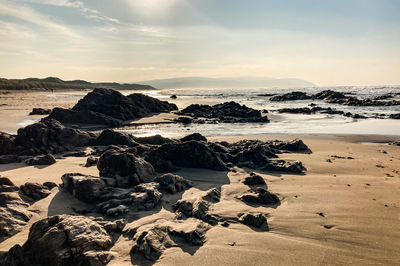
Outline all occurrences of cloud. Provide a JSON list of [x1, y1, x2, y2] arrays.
[[0, 0, 80, 38], [24, 0, 120, 24]]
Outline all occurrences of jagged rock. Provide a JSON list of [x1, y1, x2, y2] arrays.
[[25, 154, 56, 166], [154, 159, 180, 173], [154, 173, 193, 194], [20, 182, 51, 201], [43, 182, 57, 189], [0, 155, 21, 164], [98, 150, 155, 187], [136, 135, 175, 145], [243, 173, 266, 185], [312, 90, 400, 106], [0, 215, 117, 266], [85, 156, 98, 167], [174, 116, 193, 124], [0, 132, 15, 155], [173, 188, 220, 225], [389, 113, 400, 119], [61, 173, 106, 203], [181, 133, 207, 142], [263, 160, 306, 173], [0, 191, 32, 242], [240, 187, 280, 205], [178, 101, 269, 123], [146, 140, 227, 171], [0, 177, 19, 193], [29, 108, 51, 115], [267, 139, 311, 153], [49, 107, 123, 127], [94, 129, 137, 147], [130, 219, 209, 261], [15, 117, 96, 155], [238, 212, 267, 228], [270, 91, 311, 101]]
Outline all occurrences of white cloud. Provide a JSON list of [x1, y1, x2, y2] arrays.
[[0, 0, 81, 38], [24, 0, 120, 24]]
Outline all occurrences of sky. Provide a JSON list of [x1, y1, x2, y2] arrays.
[[0, 0, 399, 86]]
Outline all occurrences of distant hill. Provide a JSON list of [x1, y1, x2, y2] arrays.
[[137, 77, 315, 89], [0, 77, 156, 91]]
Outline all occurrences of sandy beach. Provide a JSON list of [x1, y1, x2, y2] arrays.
[[0, 89, 399, 266]]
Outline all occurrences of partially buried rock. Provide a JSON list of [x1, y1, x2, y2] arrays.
[[0, 177, 19, 193], [25, 154, 56, 166], [181, 133, 207, 142], [29, 108, 51, 115], [0, 155, 21, 164], [85, 156, 98, 167], [98, 149, 155, 187], [243, 173, 266, 185], [240, 187, 280, 205], [61, 173, 106, 203], [19, 182, 51, 201], [238, 212, 267, 228], [154, 173, 193, 194], [0, 215, 117, 266]]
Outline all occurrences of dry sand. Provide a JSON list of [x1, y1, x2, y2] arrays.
[[1, 136, 399, 265]]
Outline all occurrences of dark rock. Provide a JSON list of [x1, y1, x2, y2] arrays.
[[174, 116, 193, 124], [98, 150, 155, 187], [267, 139, 311, 153], [42, 182, 57, 189], [61, 173, 106, 203], [0, 132, 15, 155], [19, 183, 51, 201], [313, 90, 400, 106], [63, 151, 87, 157], [240, 187, 280, 205], [238, 212, 267, 228], [178, 101, 269, 123], [389, 141, 400, 146], [173, 188, 220, 225], [154, 173, 193, 194], [136, 135, 175, 145], [243, 173, 266, 185], [73, 88, 177, 121], [131, 220, 209, 261], [85, 156, 98, 167], [389, 113, 400, 119], [0, 192, 32, 242], [170, 94, 177, 99], [154, 159, 180, 173], [0, 215, 115, 266], [181, 133, 207, 142], [270, 91, 311, 101], [15, 117, 96, 155], [0, 155, 21, 164], [262, 160, 306, 173], [0, 177, 19, 192], [145, 140, 227, 171], [25, 154, 56, 166], [95, 129, 137, 147], [49, 107, 123, 127], [29, 108, 51, 115]]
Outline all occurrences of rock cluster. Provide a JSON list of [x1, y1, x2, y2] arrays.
[[177, 101, 269, 123], [270, 91, 311, 101]]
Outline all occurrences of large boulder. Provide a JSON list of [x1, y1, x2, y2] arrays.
[[15, 117, 96, 155], [70, 88, 177, 121], [49, 108, 123, 127], [98, 150, 155, 187], [145, 140, 227, 171], [0, 215, 119, 266]]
